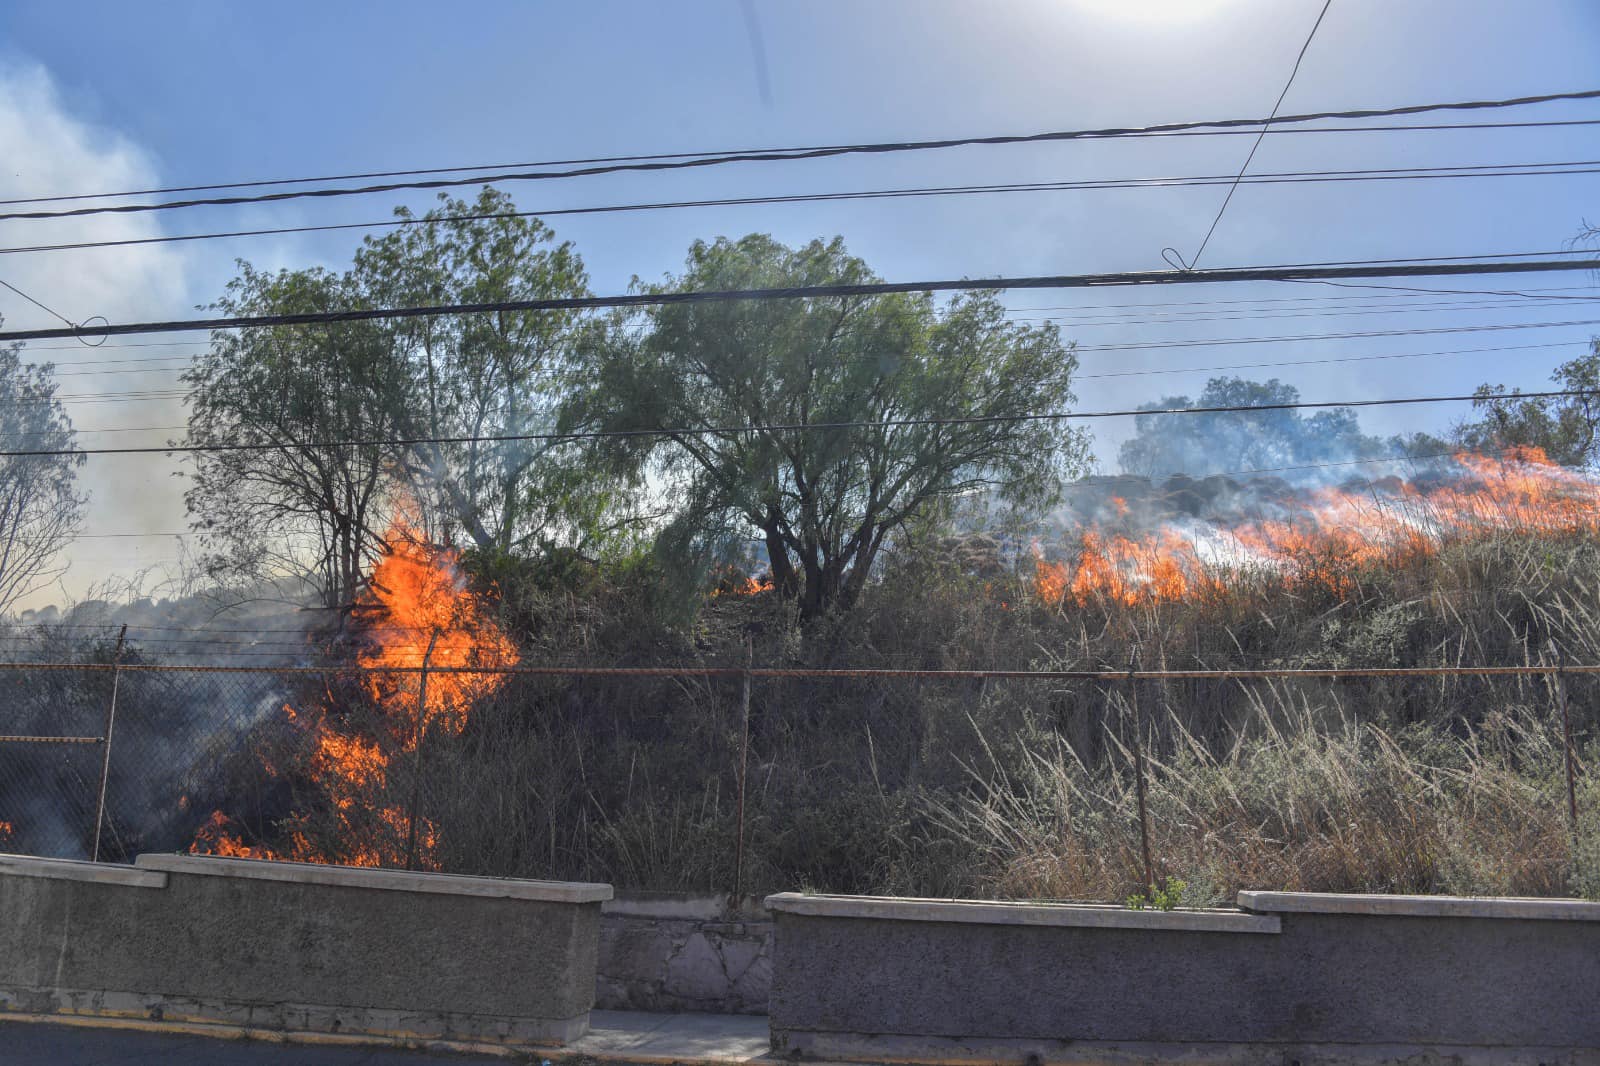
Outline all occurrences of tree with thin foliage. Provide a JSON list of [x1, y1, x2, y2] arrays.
[[354, 189, 629, 559], [0, 336, 85, 615], [1454, 342, 1600, 467], [183, 265, 410, 608], [582, 234, 1090, 621], [185, 191, 638, 606]]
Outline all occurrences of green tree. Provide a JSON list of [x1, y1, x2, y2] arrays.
[[186, 190, 637, 605], [0, 336, 85, 615], [583, 234, 1090, 621], [183, 265, 410, 608], [1454, 342, 1600, 467], [353, 189, 624, 558]]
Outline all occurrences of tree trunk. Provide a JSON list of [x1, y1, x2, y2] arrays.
[[761, 512, 801, 598]]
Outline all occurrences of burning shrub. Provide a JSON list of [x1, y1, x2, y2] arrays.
[[190, 517, 518, 869]]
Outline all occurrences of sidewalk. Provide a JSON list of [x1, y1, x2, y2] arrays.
[[0, 1009, 775, 1065], [574, 1010, 772, 1062]]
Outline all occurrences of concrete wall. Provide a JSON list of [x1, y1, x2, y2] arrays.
[[596, 892, 770, 1014], [0, 852, 611, 1046], [767, 890, 1600, 1065]]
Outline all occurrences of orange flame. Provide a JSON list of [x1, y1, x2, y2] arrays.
[[191, 810, 276, 859], [191, 513, 519, 868], [710, 565, 774, 598], [0, 820, 13, 846], [1033, 448, 1600, 607]]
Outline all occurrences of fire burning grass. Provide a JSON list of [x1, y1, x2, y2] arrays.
[[190, 518, 518, 868], [158, 448, 1600, 893], [1032, 448, 1600, 607]]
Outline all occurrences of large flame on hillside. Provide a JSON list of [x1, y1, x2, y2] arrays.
[[1033, 447, 1600, 607], [191, 516, 518, 868]]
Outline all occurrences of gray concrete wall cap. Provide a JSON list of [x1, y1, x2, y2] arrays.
[[1237, 890, 1600, 921], [134, 853, 612, 902], [603, 890, 729, 920], [0, 852, 167, 888], [764, 892, 1280, 933]]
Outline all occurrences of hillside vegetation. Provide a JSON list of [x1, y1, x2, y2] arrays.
[[253, 515, 1598, 902]]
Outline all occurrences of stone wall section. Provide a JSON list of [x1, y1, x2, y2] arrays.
[[595, 893, 772, 1015]]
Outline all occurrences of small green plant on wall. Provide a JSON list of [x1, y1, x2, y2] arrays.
[[1126, 876, 1187, 911]]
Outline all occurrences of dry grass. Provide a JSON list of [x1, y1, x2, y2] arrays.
[[931, 702, 1595, 903], [57, 520, 1593, 899], [404, 524, 1600, 899]]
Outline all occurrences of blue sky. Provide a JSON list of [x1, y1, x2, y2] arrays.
[[0, 0, 1598, 603]]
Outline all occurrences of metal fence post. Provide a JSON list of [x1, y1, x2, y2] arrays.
[[1555, 643, 1579, 836], [90, 624, 127, 863], [1126, 646, 1154, 895], [733, 636, 753, 901], [403, 631, 440, 871]]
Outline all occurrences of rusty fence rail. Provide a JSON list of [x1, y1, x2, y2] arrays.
[[6, 661, 1600, 679]]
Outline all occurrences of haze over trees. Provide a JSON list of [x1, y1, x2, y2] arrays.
[[183, 213, 1091, 619], [1118, 375, 1440, 480], [581, 234, 1091, 620], [0, 336, 85, 616]]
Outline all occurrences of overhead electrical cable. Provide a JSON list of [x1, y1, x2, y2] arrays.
[[19, 293, 1600, 378], [3, 87, 1599, 223], [1076, 338, 1590, 378], [0, 276, 80, 329], [9, 288, 1591, 352], [0, 388, 1591, 460], [1072, 316, 1600, 351], [2, 310, 1597, 404], [6, 162, 1600, 257], [1283, 277, 1600, 301], [3, 257, 1598, 344], [1185, 0, 1334, 269], [11, 117, 1600, 210], [1, 339, 1588, 435]]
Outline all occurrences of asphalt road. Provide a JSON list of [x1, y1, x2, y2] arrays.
[[0, 1022, 524, 1065]]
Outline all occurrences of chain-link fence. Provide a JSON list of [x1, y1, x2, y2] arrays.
[[0, 659, 1594, 900]]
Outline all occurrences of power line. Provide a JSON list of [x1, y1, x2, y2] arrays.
[[3, 660, 1599, 680], [1284, 278, 1600, 301], [11, 117, 1600, 211], [9, 279, 1592, 365], [4, 87, 1599, 224], [1075, 339, 1590, 379], [1019, 284, 1600, 309], [1186, 0, 1334, 269], [0, 276, 79, 329], [6, 161, 1600, 258], [1013, 295, 1600, 326], [0, 388, 1590, 460], [22, 294, 1600, 379], [0, 337, 1585, 434], [2, 315, 1596, 414], [1073, 315, 1600, 352], [4, 257, 1599, 345]]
